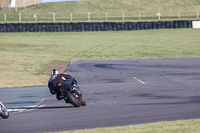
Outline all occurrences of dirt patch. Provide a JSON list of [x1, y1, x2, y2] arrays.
[[37, 61, 70, 75]]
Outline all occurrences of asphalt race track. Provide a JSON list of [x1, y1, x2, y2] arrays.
[[0, 57, 200, 133]]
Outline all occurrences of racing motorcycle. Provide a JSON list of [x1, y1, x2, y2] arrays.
[[0, 101, 9, 119], [58, 78, 86, 107]]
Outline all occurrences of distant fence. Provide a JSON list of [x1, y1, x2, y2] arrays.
[[0, 11, 199, 22], [0, 20, 193, 32]]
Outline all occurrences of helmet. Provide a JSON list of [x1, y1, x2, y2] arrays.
[[51, 69, 59, 76]]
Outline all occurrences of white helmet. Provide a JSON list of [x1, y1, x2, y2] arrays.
[[51, 69, 59, 76]]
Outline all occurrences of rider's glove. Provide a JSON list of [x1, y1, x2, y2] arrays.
[[72, 78, 78, 84]]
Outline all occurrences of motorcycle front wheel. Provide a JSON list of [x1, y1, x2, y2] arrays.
[[65, 91, 81, 107], [0, 102, 9, 119]]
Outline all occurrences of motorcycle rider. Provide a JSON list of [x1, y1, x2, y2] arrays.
[[48, 69, 85, 105]]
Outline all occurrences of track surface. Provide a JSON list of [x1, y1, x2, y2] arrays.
[[0, 58, 200, 133]]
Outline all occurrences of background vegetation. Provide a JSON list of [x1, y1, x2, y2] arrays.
[[15, 0, 200, 13], [1, 0, 200, 22]]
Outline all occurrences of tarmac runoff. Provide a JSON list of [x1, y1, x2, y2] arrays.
[[0, 86, 49, 113]]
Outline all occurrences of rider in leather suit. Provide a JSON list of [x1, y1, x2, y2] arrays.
[[48, 69, 77, 100]]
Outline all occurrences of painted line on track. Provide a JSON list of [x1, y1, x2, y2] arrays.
[[8, 105, 44, 113], [134, 77, 145, 85], [7, 97, 47, 113]]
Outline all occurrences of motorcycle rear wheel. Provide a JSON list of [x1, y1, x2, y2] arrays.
[[0, 102, 9, 119], [65, 91, 81, 107]]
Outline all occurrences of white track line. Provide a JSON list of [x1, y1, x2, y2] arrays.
[[8, 98, 47, 113], [134, 77, 145, 85], [8, 105, 44, 113]]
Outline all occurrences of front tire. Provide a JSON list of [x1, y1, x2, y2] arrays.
[[0, 102, 9, 119], [65, 91, 81, 107]]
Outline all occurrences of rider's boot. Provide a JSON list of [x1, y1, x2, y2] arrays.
[[56, 92, 64, 100]]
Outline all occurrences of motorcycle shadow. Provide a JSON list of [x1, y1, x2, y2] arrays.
[[38, 106, 74, 109]]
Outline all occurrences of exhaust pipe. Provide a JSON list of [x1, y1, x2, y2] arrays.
[[72, 86, 82, 96]]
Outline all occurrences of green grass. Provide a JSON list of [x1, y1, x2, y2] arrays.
[[15, 0, 200, 13], [1, 0, 200, 22], [0, 29, 200, 88], [51, 119, 200, 133]]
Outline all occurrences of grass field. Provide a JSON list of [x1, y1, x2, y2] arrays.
[[1, 0, 200, 22], [15, 0, 200, 13], [0, 29, 200, 88]]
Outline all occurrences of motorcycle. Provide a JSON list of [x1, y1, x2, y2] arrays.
[[0, 101, 9, 119], [58, 78, 86, 107]]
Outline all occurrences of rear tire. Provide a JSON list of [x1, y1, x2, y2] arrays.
[[65, 91, 81, 107]]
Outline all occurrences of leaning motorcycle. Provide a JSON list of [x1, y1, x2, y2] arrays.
[[0, 101, 9, 119], [58, 78, 86, 107]]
